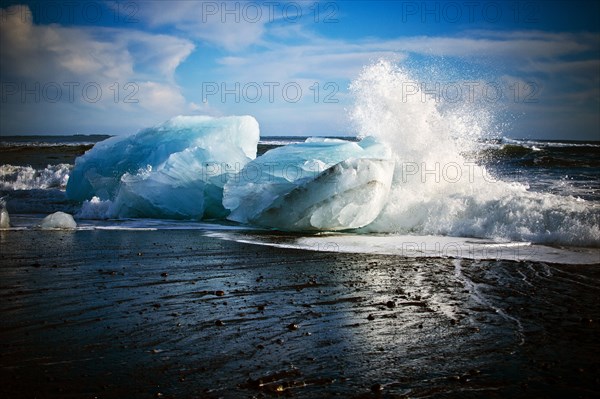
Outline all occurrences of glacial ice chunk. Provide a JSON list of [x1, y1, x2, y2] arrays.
[[40, 211, 77, 229], [254, 158, 395, 231], [0, 197, 10, 229], [223, 137, 394, 231], [66, 115, 260, 219]]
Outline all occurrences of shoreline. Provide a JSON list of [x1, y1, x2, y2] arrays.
[[1, 229, 599, 398]]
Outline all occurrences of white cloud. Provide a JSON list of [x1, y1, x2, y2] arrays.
[[131, 0, 268, 51], [0, 4, 195, 134], [108, 30, 195, 82], [1, 2, 598, 139], [207, 29, 599, 84], [396, 30, 597, 59], [137, 81, 187, 113], [193, 28, 598, 138], [0, 5, 195, 84], [1, 6, 131, 82]]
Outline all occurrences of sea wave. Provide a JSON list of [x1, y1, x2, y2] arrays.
[[0, 134, 111, 147], [349, 60, 600, 247], [0, 163, 71, 190], [501, 137, 600, 149]]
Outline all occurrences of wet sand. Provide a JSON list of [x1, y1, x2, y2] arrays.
[[1, 229, 599, 398]]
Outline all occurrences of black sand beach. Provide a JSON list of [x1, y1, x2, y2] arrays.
[[1, 229, 599, 398]]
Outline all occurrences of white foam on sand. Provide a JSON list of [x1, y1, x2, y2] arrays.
[[207, 231, 600, 265]]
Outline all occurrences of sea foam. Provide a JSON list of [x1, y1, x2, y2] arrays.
[[350, 60, 600, 246], [0, 164, 71, 190]]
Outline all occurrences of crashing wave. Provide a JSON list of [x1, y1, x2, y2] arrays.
[[0, 164, 71, 190]]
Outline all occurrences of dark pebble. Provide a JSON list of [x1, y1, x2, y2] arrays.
[[386, 300, 396, 308], [215, 320, 224, 327], [371, 383, 383, 392], [161, 272, 168, 278], [367, 314, 375, 321], [287, 323, 299, 331], [215, 290, 225, 296]]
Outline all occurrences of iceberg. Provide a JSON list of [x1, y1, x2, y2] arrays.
[[66, 115, 260, 219], [223, 137, 394, 231], [66, 114, 393, 230], [40, 211, 77, 229], [0, 196, 10, 228]]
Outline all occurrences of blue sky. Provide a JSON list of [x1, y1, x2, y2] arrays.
[[0, 0, 598, 140]]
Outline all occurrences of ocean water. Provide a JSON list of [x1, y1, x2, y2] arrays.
[[1, 133, 599, 264], [1, 62, 599, 264]]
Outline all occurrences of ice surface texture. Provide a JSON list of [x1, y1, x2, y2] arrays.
[[66, 115, 395, 231], [223, 137, 394, 231], [40, 211, 77, 229], [66, 116, 260, 219], [0, 197, 10, 228]]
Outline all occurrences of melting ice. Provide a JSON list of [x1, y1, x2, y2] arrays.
[[68, 115, 259, 219], [69, 115, 396, 231], [223, 137, 394, 231], [39, 211, 77, 229], [0, 197, 10, 228]]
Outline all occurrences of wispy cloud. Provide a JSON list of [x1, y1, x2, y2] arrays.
[[193, 27, 599, 139], [0, 4, 195, 134], [130, 0, 270, 51], [1, 2, 598, 139]]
